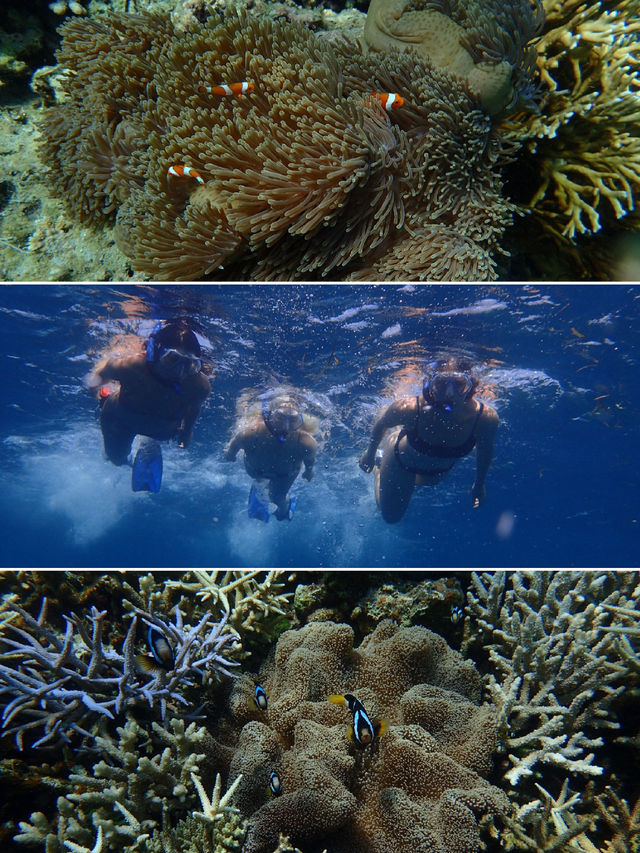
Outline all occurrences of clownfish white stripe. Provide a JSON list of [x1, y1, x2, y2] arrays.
[[199, 82, 254, 97], [167, 164, 205, 184], [371, 92, 405, 111]]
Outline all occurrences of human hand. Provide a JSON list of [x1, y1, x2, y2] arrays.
[[173, 427, 191, 449], [84, 371, 102, 390], [302, 468, 314, 482], [471, 482, 486, 508], [359, 452, 374, 473]]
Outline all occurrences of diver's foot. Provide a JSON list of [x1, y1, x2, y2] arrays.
[[274, 496, 296, 521]]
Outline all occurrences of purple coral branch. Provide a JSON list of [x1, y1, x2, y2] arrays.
[[130, 604, 240, 705], [0, 597, 239, 751]]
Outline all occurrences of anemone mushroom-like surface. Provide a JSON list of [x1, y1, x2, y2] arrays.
[[228, 620, 508, 853]]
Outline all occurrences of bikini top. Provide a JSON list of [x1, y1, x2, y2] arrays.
[[402, 399, 484, 459]]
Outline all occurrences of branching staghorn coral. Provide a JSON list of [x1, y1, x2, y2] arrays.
[[0, 597, 135, 750], [146, 811, 247, 853], [37, 3, 540, 281], [598, 583, 640, 676], [503, 0, 640, 244], [0, 594, 238, 750], [14, 717, 216, 853], [595, 787, 640, 853], [123, 604, 240, 718], [464, 571, 638, 788], [165, 571, 293, 637], [489, 783, 640, 853], [491, 779, 599, 853]]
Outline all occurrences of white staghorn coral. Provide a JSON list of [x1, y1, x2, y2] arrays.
[[166, 571, 294, 637], [191, 771, 243, 824], [14, 717, 209, 853], [464, 571, 639, 787], [63, 827, 104, 853], [497, 779, 600, 852]]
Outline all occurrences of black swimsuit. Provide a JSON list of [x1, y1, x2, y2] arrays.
[[394, 399, 484, 476]]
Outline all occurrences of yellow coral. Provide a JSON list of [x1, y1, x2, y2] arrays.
[[505, 0, 640, 240]]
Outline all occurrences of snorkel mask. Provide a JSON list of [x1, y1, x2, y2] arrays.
[[262, 400, 304, 442], [146, 322, 202, 381], [155, 347, 202, 380], [423, 372, 473, 412]]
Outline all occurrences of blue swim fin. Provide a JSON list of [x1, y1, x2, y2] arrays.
[[132, 439, 163, 493], [248, 484, 270, 522]]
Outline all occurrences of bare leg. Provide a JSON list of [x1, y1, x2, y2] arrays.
[[100, 399, 135, 466], [374, 430, 416, 524], [268, 472, 298, 520]]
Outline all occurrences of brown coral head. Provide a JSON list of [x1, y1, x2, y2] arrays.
[[229, 621, 508, 853], [363, 0, 544, 116]]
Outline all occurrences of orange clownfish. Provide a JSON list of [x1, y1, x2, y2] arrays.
[[167, 165, 204, 185], [199, 82, 254, 98], [371, 92, 405, 111]]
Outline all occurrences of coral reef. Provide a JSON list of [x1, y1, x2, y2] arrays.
[[595, 787, 640, 853], [349, 575, 464, 634], [491, 781, 640, 853], [463, 571, 638, 787], [362, 0, 544, 115], [165, 571, 294, 639], [459, 571, 640, 853], [145, 810, 247, 853], [13, 717, 217, 852], [226, 619, 508, 853], [501, 0, 640, 277], [0, 14, 44, 86], [495, 778, 598, 852], [4, 571, 640, 853], [291, 574, 464, 647], [37, 2, 541, 281], [0, 594, 238, 750]]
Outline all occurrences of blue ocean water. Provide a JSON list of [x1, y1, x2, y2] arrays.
[[0, 284, 637, 569]]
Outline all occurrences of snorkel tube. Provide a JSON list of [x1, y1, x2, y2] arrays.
[[146, 321, 165, 363]]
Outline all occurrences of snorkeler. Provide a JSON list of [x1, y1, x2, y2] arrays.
[[359, 359, 498, 523], [86, 321, 210, 492], [224, 395, 317, 521]]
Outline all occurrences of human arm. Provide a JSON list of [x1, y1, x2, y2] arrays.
[[359, 399, 413, 473], [224, 431, 244, 461], [471, 404, 499, 508], [175, 404, 201, 448], [84, 355, 133, 390], [175, 377, 209, 448]]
